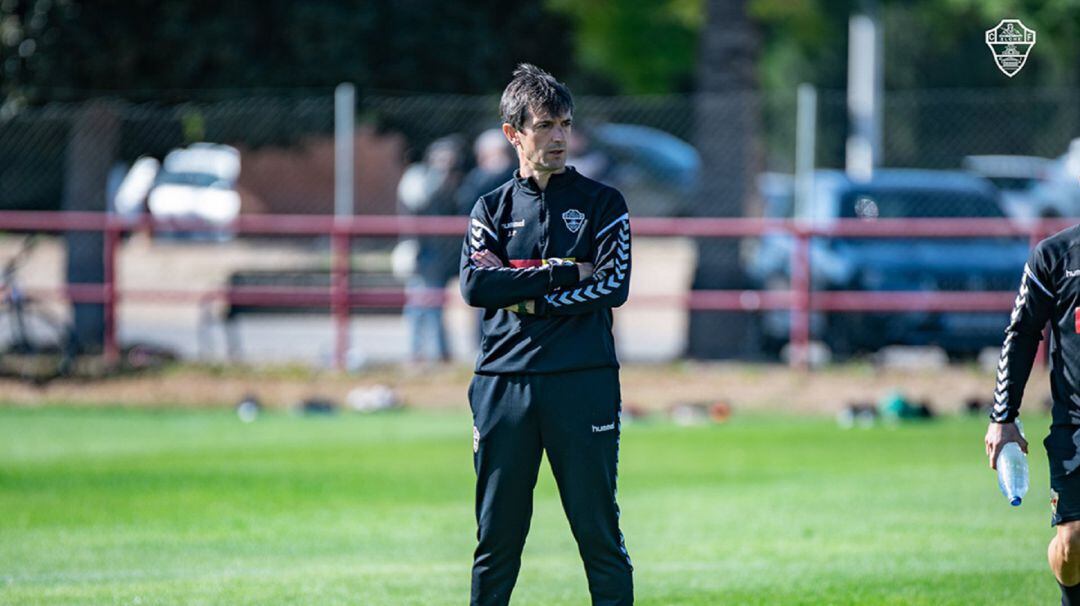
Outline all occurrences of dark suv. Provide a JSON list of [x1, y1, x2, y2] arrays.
[[745, 169, 1029, 358]]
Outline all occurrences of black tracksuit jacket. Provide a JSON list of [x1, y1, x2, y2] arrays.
[[459, 167, 632, 375], [992, 225, 1080, 474]]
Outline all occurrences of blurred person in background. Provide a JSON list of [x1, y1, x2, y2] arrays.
[[460, 64, 633, 606], [457, 128, 516, 215], [984, 223, 1080, 605], [396, 135, 464, 364], [458, 129, 517, 346]]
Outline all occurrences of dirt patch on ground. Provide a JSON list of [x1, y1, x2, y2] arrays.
[[0, 361, 1036, 416]]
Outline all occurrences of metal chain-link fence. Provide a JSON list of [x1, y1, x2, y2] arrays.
[[8, 88, 1077, 217], [813, 88, 1080, 170], [1, 88, 1078, 365]]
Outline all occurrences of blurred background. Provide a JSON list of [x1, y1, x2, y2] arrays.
[[1, 0, 1078, 378]]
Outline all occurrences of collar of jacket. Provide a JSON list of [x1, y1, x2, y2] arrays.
[[513, 166, 578, 194]]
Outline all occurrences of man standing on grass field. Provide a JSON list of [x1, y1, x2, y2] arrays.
[[459, 64, 634, 605], [985, 224, 1080, 605]]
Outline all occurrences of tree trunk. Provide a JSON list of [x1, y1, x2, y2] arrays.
[[63, 101, 120, 353], [687, 0, 762, 359]]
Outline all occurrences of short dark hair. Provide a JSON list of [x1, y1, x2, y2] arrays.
[[499, 64, 574, 131]]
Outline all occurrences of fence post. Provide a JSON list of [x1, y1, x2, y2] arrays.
[[102, 217, 120, 365], [334, 83, 356, 219], [333, 83, 356, 372], [789, 226, 812, 370], [332, 223, 351, 371], [795, 83, 816, 218]]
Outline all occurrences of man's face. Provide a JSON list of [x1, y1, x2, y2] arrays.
[[504, 108, 573, 175]]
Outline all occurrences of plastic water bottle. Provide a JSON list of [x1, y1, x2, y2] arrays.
[[997, 436, 1029, 507]]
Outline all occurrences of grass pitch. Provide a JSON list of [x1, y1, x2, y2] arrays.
[[0, 406, 1057, 605]]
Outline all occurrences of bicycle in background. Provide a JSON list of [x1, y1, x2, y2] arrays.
[[0, 235, 78, 384]]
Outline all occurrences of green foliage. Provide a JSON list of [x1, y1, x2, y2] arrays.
[[548, 0, 704, 94], [881, 1, 1075, 89], [0, 1, 575, 104], [750, 0, 1080, 92], [545, 0, 1080, 94], [3, 0, 1079, 103], [749, 0, 851, 91], [0, 407, 1056, 604], [180, 108, 206, 144]]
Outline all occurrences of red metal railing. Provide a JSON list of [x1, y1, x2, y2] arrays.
[[0, 211, 1070, 369]]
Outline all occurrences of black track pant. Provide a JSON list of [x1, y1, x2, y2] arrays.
[[469, 367, 633, 606]]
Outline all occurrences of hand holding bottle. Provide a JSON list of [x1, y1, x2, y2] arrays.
[[985, 420, 1028, 470], [985, 420, 1029, 506]]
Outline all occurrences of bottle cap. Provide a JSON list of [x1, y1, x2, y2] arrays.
[[1010, 497, 1022, 506]]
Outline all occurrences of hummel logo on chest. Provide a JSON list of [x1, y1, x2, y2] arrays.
[[1067, 269, 1080, 278], [591, 422, 616, 433]]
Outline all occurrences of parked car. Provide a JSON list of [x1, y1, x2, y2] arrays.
[[1024, 138, 1080, 221], [745, 169, 1030, 358], [756, 171, 794, 218], [145, 143, 242, 238], [111, 156, 160, 217], [588, 123, 700, 216], [962, 154, 1056, 223]]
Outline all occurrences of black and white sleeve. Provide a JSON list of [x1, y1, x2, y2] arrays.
[[459, 199, 579, 310], [535, 191, 631, 316], [991, 244, 1056, 423]]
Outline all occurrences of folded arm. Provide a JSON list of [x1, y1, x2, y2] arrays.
[[459, 213, 579, 309], [535, 211, 631, 316]]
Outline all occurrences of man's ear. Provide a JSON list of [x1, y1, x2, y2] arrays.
[[502, 123, 519, 148]]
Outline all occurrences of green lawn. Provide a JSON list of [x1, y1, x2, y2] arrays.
[[0, 406, 1058, 605]]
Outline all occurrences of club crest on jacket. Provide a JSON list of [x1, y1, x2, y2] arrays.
[[562, 209, 585, 233]]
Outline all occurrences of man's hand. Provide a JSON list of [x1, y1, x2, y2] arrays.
[[471, 250, 504, 269], [577, 262, 594, 281], [985, 421, 1029, 470]]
